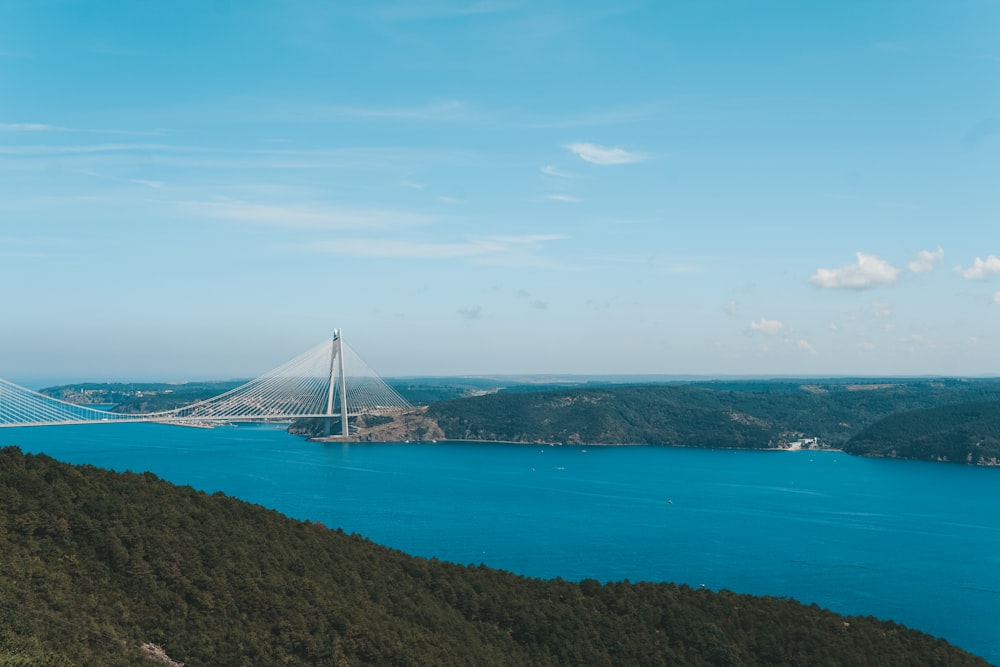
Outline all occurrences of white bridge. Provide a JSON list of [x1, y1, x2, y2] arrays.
[[0, 330, 411, 436]]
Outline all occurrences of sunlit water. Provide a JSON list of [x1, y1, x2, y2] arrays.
[[5, 423, 999, 664]]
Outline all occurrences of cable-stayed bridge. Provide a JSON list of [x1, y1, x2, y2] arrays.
[[0, 330, 411, 436]]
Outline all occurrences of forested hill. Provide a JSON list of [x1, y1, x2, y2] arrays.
[[845, 400, 1000, 464], [0, 447, 988, 666], [425, 380, 1000, 452]]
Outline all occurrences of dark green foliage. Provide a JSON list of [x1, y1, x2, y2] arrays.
[[428, 380, 1000, 451], [845, 400, 1000, 464], [0, 447, 988, 665], [429, 385, 777, 447]]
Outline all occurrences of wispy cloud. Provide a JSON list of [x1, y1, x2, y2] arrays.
[[540, 164, 577, 178], [809, 252, 900, 290], [796, 339, 816, 353], [959, 255, 1000, 280], [872, 301, 893, 319], [300, 233, 565, 260], [993, 292, 1000, 305], [898, 332, 933, 352], [0, 143, 479, 173], [311, 100, 470, 122], [907, 247, 943, 273], [0, 123, 55, 131], [0, 123, 167, 136], [185, 200, 435, 229], [750, 318, 784, 334], [130, 179, 166, 189], [565, 142, 647, 165], [546, 194, 580, 203]]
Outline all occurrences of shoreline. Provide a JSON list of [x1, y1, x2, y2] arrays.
[[309, 434, 845, 454]]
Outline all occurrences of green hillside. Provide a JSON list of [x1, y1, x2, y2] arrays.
[[0, 446, 988, 666], [426, 380, 1000, 450], [845, 400, 1000, 464]]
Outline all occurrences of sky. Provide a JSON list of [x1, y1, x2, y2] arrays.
[[1, 0, 999, 382]]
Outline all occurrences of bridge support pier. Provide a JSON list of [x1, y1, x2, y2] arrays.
[[324, 329, 350, 438]]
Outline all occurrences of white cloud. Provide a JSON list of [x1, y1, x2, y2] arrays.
[[796, 339, 816, 353], [546, 194, 580, 203], [565, 142, 646, 165], [130, 179, 165, 188], [809, 252, 900, 290], [0, 142, 182, 156], [540, 165, 576, 178], [724, 300, 739, 316], [907, 246, 943, 273], [750, 318, 785, 334], [993, 292, 1000, 304], [960, 255, 1000, 280]]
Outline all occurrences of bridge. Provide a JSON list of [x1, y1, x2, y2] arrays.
[[0, 330, 411, 436]]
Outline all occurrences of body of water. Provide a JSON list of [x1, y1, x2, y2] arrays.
[[5, 423, 999, 664]]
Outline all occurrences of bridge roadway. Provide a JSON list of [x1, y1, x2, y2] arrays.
[[0, 411, 396, 429], [0, 332, 412, 431]]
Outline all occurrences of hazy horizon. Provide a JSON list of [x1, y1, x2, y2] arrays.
[[16, 370, 1000, 394]]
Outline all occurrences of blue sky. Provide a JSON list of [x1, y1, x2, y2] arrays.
[[1, 0, 999, 382]]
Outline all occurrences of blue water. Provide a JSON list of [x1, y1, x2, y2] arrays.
[[5, 423, 999, 664]]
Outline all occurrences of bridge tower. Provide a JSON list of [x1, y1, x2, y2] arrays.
[[325, 329, 350, 437]]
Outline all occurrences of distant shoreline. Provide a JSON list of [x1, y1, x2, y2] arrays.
[[310, 435, 845, 454]]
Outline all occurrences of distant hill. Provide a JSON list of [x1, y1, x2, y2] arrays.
[[424, 380, 1000, 454], [46, 377, 1000, 465], [40, 381, 245, 413], [0, 446, 988, 666], [845, 400, 1000, 464]]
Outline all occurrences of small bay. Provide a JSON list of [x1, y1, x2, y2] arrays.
[[5, 423, 999, 664]]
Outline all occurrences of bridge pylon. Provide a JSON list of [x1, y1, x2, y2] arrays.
[[324, 329, 350, 437]]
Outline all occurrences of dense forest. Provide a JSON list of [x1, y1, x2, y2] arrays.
[[845, 400, 1000, 464], [0, 447, 988, 666], [426, 380, 1000, 457]]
